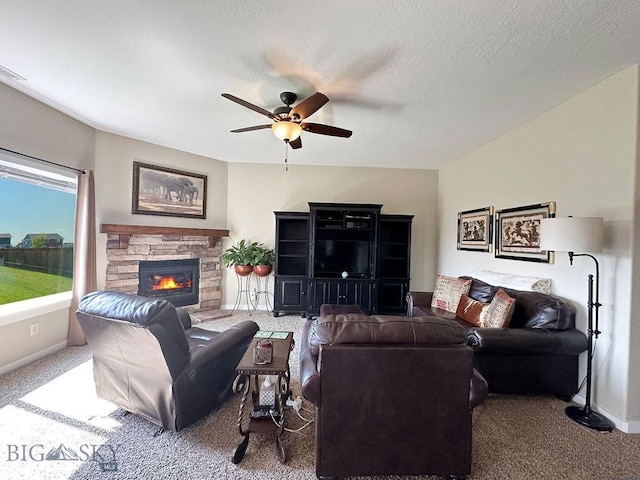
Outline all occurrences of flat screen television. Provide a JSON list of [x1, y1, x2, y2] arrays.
[[314, 239, 370, 277]]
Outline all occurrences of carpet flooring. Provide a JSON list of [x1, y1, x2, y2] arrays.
[[1, 311, 639, 480]]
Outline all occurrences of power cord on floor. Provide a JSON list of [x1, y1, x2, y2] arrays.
[[576, 337, 598, 395], [267, 395, 315, 435], [293, 397, 314, 423], [300, 403, 315, 414]]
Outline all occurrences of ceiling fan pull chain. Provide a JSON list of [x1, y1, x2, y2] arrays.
[[284, 141, 289, 171]]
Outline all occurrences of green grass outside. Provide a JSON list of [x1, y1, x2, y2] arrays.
[[0, 265, 72, 305]]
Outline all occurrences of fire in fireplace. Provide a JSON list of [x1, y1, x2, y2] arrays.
[[150, 273, 192, 293], [138, 258, 200, 307]]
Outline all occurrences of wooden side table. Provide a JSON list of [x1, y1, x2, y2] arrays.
[[231, 332, 294, 464]]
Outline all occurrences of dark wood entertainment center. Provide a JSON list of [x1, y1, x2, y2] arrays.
[[273, 203, 413, 317]]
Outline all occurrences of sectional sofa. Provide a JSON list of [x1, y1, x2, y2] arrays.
[[407, 275, 589, 397]]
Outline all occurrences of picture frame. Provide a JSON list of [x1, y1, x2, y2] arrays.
[[457, 206, 494, 252], [495, 202, 556, 263], [132, 161, 207, 219]]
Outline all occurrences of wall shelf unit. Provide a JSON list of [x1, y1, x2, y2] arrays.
[[272, 203, 412, 318], [273, 212, 309, 316]]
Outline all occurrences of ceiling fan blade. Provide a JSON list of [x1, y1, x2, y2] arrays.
[[289, 137, 302, 149], [222, 93, 278, 120], [290, 92, 329, 121], [302, 122, 352, 138], [230, 124, 273, 133]]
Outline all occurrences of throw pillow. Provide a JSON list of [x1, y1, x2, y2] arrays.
[[481, 288, 516, 328], [456, 294, 490, 326], [431, 275, 472, 313], [470, 270, 552, 294]]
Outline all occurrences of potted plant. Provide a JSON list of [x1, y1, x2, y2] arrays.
[[251, 243, 275, 277], [221, 239, 257, 276]]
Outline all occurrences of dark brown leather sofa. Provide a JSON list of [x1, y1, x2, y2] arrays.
[[77, 291, 259, 431], [300, 308, 488, 479], [407, 276, 589, 397]]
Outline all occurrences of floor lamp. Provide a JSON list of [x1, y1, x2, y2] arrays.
[[539, 217, 614, 432]]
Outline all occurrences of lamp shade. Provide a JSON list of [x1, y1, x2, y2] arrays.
[[539, 217, 603, 253], [271, 121, 302, 142]]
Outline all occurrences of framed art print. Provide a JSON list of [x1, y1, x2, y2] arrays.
[[495, 202, 556, 263], [132, 161, 207, 219], [457, 207, 494, 252]]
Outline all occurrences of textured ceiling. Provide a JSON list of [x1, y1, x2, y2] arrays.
[[1, 1, 639, 169]]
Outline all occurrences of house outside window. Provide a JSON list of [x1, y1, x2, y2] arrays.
[[0, 234, 11, 249], [0, 156, 77, 306], [20, 233, 64, 248]]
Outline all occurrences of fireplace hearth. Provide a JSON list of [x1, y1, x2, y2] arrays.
[[138, 258, 200, 307]]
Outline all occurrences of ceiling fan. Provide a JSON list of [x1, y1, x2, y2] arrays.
[[221, 91, 352, 150]]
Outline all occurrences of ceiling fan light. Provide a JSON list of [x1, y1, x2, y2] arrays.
[[272, 121, 302, 142]]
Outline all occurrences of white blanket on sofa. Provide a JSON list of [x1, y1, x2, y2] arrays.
[[470, 270, 552, 294]]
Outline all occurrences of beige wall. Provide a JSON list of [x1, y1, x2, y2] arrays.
[[0, 82, 95, 372], [630, 70, 640, 428], [0, 296, 70, 374], [224, 163, 439, 307], [0, 83, 94, 171], [94, 132, 229, 290], [437, 66, 639, 431]]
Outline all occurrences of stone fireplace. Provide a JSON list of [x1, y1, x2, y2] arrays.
[[101, 224, 228, 313]]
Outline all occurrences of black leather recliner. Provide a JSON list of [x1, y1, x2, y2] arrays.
[[76, 291, 259, 431]]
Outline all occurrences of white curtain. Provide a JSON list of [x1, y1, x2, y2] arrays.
[[67, 170, 97, 346]]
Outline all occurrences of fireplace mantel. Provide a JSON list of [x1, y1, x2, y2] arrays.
[[101, 223, 229, 248]]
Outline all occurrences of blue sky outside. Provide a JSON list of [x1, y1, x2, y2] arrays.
[[0, 178, 76, 246]]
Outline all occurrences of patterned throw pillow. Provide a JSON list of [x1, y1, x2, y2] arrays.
[[456, 294, 490, 326], [481, 288, 516, 328], [431, 275, 472, 313]]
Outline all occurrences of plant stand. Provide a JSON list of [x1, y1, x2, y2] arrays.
[[252, 273, 274, 316], [231, 272, 254, 314]]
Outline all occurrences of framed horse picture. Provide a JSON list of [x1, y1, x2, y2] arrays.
[[132, 161, 207, 219], [495, 202, 556, 263]]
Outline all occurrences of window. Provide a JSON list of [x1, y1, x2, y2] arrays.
[[0, 156, 77, 306]]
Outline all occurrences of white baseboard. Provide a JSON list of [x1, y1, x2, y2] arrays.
[[613, 418, 640, 434], [0, 340, 68, 376]]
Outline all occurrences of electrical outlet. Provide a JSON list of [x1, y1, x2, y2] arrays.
[[30, 323, 39, 336], [250, 289, 257, 301]]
